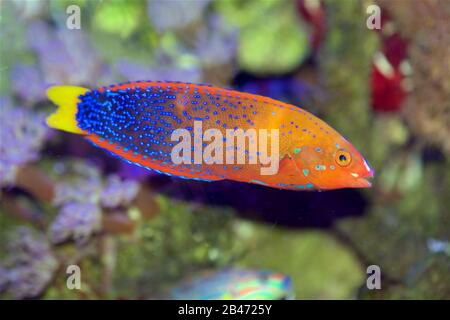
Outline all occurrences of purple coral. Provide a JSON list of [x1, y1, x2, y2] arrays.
[[0, 96, 47, 186], [49, 202, 102, 244], [50, 163, 103, 244], [50, 162, 140, 243], [1, 227, 58, 299], [10, 64, 47, 105], [25, 21, 112, 86], [53, 169, 102, 205], [147, 0, 211, 32], [100, 175, 140, 208], [0, 267, 9, 294], [195, 15, 238, 67]]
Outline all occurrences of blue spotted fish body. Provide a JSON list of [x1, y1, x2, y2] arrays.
[[46, 81, 374, 190]]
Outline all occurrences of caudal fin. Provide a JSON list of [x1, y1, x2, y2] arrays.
[[46, 85, 89, 134]]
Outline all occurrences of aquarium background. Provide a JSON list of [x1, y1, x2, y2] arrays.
[[0, 0, 449, 299]]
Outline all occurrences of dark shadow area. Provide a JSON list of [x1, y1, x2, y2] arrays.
[[150, 176, 368, 229]]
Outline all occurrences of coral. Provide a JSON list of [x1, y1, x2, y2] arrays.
[[53, 163, 103, 206], [378, 0, 450, 154], [51, 162, 140, 208], [25, 21, 112, 87], [50, 161, 141, 244], [10, 64, 47, 105], [195, 15, 237, 68], [0, 267, 8, 294], [147, 0, 210, 32], [0, 227, 58, 299], [49, 202, 102, 244], [0, 1, 30, 95], [100, 175, 140, 209], [0, 97, 47, 186]]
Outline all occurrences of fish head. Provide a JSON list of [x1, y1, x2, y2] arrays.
[[291, 130, 374, 190]]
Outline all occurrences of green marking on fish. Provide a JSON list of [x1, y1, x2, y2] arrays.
[[251, 179, 268, 186], [302, 169, 309, 176]]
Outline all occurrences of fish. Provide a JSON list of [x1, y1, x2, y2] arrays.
[[169, 268, 293, 300], [46, 81, 374, 190]]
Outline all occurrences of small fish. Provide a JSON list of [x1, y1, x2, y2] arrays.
[[169, 268, 293, 300], [46, 81, 374, 190]]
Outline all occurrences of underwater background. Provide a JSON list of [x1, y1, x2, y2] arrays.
[[0, 0, 449, 299]]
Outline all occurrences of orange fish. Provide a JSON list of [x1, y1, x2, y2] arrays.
[[46, 81, 374, 190]]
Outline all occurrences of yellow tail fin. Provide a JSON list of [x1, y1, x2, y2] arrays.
[[46, 85, 90, 134]]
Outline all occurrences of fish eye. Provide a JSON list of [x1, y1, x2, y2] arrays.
[[335, 149, 352, 167]]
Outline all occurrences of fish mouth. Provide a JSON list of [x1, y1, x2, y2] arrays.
[[354, 169, 375, 188], [357, 177, 373, 188]]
